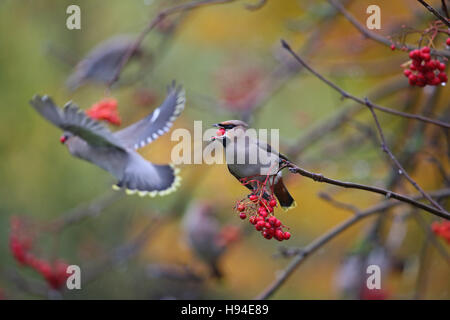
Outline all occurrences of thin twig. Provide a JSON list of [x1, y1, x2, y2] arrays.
[[442, 0, 449, 19], [367, 104, 448, 213], [287, 77, 410, 158], [417, 0, 450, 27], [255, 188, 450, 300], [318, 191, 361, 214], [327, 0, 450, 57], [280, 39, 450, 129]]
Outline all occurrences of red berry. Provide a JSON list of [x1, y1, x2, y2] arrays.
[[283, 232, 291, 240], [421, 53, 431, 61], [403, 69, 412, 77], [239, 213, 247, 220], [438, 72, 448, 82], [425, 71, 435, 81], [255, 224, 263, 231], [275, 229, 284, 240], [249, 195, 258, 202], [446, 38, 450, 46], [265, 222, 272, 229], [256, 221, 266, 228], [438, 62, 446, 71], [390, 44, 395, 51], [249, 216, 257, 225], [268, 216, 277, 226], [421, 46, 430, 54], [262, 231, 272, 240], [258, 207, 268, 218], [274, 219, 281, 228], [237, 204, 245, 212], [269, 199, 277, 207], [430, 77, 441, 86]]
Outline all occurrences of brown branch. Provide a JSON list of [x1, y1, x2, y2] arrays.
[[417, 0, 450, 27], [280, 39, 450, 129], [367, 103, 448, 213], [442, 0, 449, 19], [108, 0, 241, 87], [255, 188, 450, 300], [286, 163, 450, 219], [327, 0, 450, 57]]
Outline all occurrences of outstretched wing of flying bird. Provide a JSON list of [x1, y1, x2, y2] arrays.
[[114, 81, 185, 149], [30, 95, 125, 149]]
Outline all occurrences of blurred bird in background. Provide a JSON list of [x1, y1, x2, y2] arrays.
[[182, 201, 241, 278], [66, 35, 149, 91]]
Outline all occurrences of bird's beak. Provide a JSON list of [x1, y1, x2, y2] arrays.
[[212, 123, 220, 128]]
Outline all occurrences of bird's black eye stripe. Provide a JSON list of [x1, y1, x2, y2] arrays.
[[222, 124, 235, 130]]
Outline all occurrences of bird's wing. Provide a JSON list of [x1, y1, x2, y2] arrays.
[[114, 81, 185, 149], [30, 95, 125, 149]]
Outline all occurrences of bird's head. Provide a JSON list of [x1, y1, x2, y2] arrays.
[[212, 120, 248, 140], [59, 132, 73, 145]]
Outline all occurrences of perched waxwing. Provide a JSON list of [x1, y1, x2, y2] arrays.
[[30, 82, 185, 197], [213, 120, 296, 210]]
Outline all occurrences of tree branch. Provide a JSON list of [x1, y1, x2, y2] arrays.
[[417, 0, 450, 27], [280, 39, 450, 129], [367, 103, 448, 213], [286, 163, 450, 219], [255, 188, 450, 300]]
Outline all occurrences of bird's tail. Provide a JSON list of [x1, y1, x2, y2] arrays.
[[113, 154, 182, 197], [273, 178, 296, 211]]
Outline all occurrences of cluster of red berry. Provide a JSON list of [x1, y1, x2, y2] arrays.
[[403, 46, 447, 87], [431, 220, 450, 244], [236, 194, 291, 241], [9, 217, 70, 289], [86, 98, 122, 126]]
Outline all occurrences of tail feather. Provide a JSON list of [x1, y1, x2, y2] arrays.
[[273, 178, 296, 210], [112, 153, 181, 197]]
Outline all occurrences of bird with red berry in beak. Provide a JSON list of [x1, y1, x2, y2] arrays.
[[30, 82, 185, 197], [212, 120, 296, 210]]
